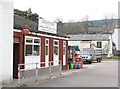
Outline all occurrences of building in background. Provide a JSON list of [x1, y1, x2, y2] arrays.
[[68, 34, 112, 55]]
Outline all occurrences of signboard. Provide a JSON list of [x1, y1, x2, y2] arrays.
[[38, 18, 57, 34]]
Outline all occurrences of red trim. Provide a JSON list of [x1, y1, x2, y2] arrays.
[[41, 37, 45, 67], [49, 38, 53, 65], [59, 40, 63, 69]]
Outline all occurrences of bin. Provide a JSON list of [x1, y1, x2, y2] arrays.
[[69, 62, 74, 69], [74, 63, 78, 69], [77, 62, 81, 69]]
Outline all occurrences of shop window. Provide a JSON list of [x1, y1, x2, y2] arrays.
[[45, 39, 49, 55], [25, 37, 40, 56], [54, 41, 58, 45], [54, 46, 58, 55], [63, 47, 66, 55], [45, 46, 48, 55], [34, 39, 40, 43], [63, 41, 66, 55], [54, 40, 59, 55], [33, 45, 40, 55], [26, 38, 33, 43], [26, 45, 32, 56], [46, 40, 48, 44]]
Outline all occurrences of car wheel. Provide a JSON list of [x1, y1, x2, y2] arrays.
[[89, 61, 92, 64], [99, 59, 101, 62]]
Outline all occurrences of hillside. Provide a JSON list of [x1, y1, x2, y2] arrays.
[[57, 19, 118, 34]]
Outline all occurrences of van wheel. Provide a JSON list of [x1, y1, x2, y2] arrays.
[[99, 59, 101, 62], [97, 59, 99, 63]]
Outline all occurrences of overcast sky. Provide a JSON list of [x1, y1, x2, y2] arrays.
[[14, 0, 119, 22]]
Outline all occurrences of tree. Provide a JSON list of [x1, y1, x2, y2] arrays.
[[103, 13, 116, 33], [82, 15, 90, 34], [14, 8, 39, 23]]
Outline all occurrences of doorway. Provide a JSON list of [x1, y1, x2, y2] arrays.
[[63, 41, 66, 66], [13, 43, 19, 79], [53, 40, 59, 66], [45, 39, 49, 67]]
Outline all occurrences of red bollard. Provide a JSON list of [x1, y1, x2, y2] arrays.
[[79, 56, 83, 69], [75, 54, 83, 69], [74, 63, 78, 69]]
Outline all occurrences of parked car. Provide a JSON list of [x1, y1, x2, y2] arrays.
[[79, 51, 92, 64], [83, 48, 102, 62]]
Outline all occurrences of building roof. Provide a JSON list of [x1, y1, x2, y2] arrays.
[[68, 34, 110, 41], [14, 15, 68, 38]]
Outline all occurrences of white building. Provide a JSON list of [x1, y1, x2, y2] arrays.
[[0, 0, 13, 83], [68, 34, 112, 55], [112, 27, 120, 51]]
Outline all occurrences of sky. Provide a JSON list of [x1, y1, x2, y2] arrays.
[[14, 0, 119, 22]]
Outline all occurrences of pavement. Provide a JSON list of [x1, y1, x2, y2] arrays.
[[2, 60, 115, 87], [2, 65, 90, 87]]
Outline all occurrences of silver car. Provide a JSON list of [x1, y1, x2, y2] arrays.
[[79, 51, 92, 64]]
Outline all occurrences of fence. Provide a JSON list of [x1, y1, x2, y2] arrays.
[[18, 61, 62, 87]]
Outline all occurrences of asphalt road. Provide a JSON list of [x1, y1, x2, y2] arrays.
[[31, 61, 118, 87]]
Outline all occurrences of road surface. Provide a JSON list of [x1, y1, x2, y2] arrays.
[[30, 61, 118, 87]]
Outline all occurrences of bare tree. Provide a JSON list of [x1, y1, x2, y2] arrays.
[[82, 15, 90, 34], [103, 13, 116, 33]]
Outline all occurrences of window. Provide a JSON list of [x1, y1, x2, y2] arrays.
[[25, 36, 40, 56], [63, 47, 66, 55], [33, 45, 40, 55], [54, 46, 58, 55], [54, 41, 58, 45], [45, 39, 49, 55], [46, 40, 48, 44], [45, 46, 48, 55], [54, 40, 59, 55], [26, 45, 32, 56], [26, 38, 33, 43], [63, 41, 66, 55], [97, 42, 102, 48], [34, 39, 40, 43]]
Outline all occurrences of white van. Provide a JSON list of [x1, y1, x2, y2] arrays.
[[83, 48, 102, 62]]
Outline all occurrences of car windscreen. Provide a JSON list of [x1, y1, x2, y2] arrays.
[[79, 51, 90, 55]]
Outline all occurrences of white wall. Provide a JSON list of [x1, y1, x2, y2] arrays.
[[0, 0, 13, 83], [112, 28, 120, 50], [25, 56, 40, 70], [68, 41, 91, 51], [79, 42, 91, 51], [68, 41, 80, 49], [69, 40, 109, 54], [102, 41, 109, 54]]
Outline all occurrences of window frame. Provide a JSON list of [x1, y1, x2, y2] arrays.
[[25, 36, 41, 56], [53, 40, 59, 55], [63, 41, 66, 55], [45, 39, 49, 55]]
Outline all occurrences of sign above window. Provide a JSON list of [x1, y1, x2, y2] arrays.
[[38, 18, 57, 34]]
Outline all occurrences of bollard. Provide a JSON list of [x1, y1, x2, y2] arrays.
[[17, 64, 20, 87], [49, 61, 52, 79], [79, 56, 83, 68], [60, 60, 62, 76], [35, 63, 38, 83]]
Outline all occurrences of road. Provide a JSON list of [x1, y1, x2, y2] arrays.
[[30, 61, 118, 87]]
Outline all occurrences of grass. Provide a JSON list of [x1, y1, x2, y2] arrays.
[[102, 55, 120, 60]]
